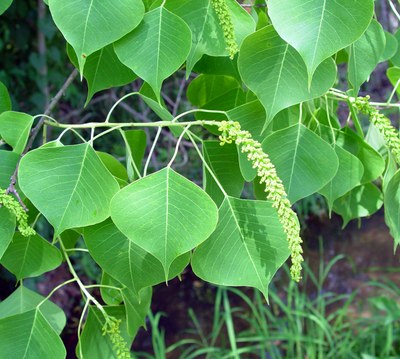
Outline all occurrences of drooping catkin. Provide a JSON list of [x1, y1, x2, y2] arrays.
[[354, 96, 400, 165], [218, 121, 303, 282], [211, 0, 239, 59], [102, 317, 131, 359], [0, 188, 35, 237]]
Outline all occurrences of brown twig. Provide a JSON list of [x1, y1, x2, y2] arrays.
[[6, 69, 79, 209]]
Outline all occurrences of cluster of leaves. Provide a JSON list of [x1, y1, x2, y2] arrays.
[[1, 0, 400, 357]]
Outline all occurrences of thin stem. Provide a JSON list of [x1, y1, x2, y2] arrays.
[[59, 238, 109, 320], [64, 248, 90, 253], [347, 98, 364, 137], [93, 125, 125, 141], [387, 78, 400, 104], [172, 108, 227, 123], [85, 284, 124, 293], [187, 131, 228, 197], [144, 127, 162, 177], [37, 278, 76, 308], [328, 90, 400, 108], [388, 0, 400, 21], [77, 299, 90, 359], [105, 92, 139, 123], [167, 125, 191, 167], [44, 119, 218, 130], [324, 95, 336, 145]]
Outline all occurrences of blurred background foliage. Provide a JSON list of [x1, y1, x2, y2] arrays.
[[1, 0, 400, 358]]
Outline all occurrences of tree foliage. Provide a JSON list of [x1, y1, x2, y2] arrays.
[[1, 0, 400, 357]]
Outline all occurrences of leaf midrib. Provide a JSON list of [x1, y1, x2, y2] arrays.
[[226, 198, 265, 293], [57, 144, 89, 235]]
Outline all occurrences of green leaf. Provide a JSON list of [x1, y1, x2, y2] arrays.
[[387, 66, 400, 97], [0, 82, 11, 113], [139, 83, 174, 121], [381, 31, 398, 63], [1, 233, 62, 280], [268, 0, 374, 81], [187, 75, 241, 108], [111, 168, 218, 278], [96, 151, 129, 186], [0, 286, 66, 335], [226, 100, 266, 138], [390, 28, 400, 66], [123, 130, 147, 181], [348, 20, 386, 95], [114, 7, 192, 101], [84, 219, 190, 295], [384, 169, 400, 247], [0, 150, 19, 188], [188, 75, 246, 123], [122, 287, 152, 337], [192, 197, 290, 298], [336, 128, 385, 183], [67, 44, 136, 106], [0, 111, 34, 154], [60, 229, 81, 251], [204, 141, 244, 206], [237, 147, 257, 182], [238, 26, 337, 123], [0, 308, 66, 358], [77, 306, 131, 359], [319, 146, 364, 210], [0, 0, 13, 16], [49, 0, 144, 73], [100, 272, 123, 306], [0, 207, 15, 260], [193, 55, 241, 81], [165, 0, 255, 75], [19, 144, 120, 237], [262, 123, 339, 203], [333, 183, 383, 227]]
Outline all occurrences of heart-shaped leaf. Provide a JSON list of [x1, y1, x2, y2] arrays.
[[67, 44, 136, 106], [319, 145, 364, 210], [0, 286, 66, 335], [1, 233, 62, 280], [192, 197, 290, 298], [49, 0, 145, 73], [333, 183, 383, 227], [0, 112, 34, 154], [238, 26, 337, 123], [348, 20, 386, 95], [262, 123, 339, 203], [111, 168, 218, 278], [0, 308, 66, 358], [84, 219, 190, 295], [19, 144, 120, 237], [268, 0, 374, 81], [114, 7, 192, 101]]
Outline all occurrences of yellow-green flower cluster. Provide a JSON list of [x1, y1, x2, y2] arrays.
[[211, 0, 239, 59], [218, 121, 303, 282], [102, 317, 131, 359], [0, 188, 35, 237], [354, 96, 400, 165]]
